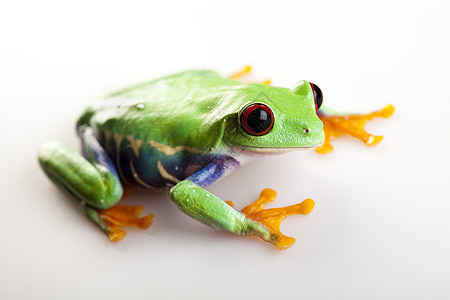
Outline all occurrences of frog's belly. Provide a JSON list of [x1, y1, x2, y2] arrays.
[[100, 133, 214, 190]]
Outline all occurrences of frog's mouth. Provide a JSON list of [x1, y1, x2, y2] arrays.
[[235, 143, 323, 154]]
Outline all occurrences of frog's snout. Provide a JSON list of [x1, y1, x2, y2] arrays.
[[299, 123, 325, 149]]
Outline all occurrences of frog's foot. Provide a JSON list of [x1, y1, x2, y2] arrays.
[[228, 65, 271, 85], [316, 104, 395, 154], [229, 65, 252, 80], [98, 204, 153, 242], [241, 189, 315, 250], [225, 200, 234, 207]]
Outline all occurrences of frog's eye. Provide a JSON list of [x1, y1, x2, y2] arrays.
[[240, 103, 274, 136], [309, 82, 323, 111]]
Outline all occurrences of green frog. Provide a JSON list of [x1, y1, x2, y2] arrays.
[[39, 66, 394, 249]]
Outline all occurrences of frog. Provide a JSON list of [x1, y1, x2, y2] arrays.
[[38, 66, 394, 250]]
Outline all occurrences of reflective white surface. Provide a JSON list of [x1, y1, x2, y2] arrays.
[[1, 1, 449, 299]]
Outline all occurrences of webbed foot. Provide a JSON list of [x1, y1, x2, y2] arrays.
[[240, 189, 315, 250], [228, 65, 271, 85], [99, 204, 153, 242], [316, 105, 394, 154]]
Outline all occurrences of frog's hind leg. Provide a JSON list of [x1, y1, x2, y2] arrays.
[[228, 65, 271, 85], [316, 105, 395, 154], [38, 126, 152, 242]]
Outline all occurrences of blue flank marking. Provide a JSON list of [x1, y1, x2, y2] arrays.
[[98, 129, 239, 189], [97, 130, 239, 190], [79, 127, 119, 179]]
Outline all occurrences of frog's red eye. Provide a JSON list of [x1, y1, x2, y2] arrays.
[[240, 103, 274, 136], [309, 82, 323, 111]]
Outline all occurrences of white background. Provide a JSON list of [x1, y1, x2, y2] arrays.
[[1, 0, 449, 299]]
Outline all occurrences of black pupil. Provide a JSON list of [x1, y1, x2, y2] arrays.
[[247, 108, 272, 133]]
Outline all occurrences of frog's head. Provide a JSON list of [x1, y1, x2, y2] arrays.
[[222, 80, 325, 153]]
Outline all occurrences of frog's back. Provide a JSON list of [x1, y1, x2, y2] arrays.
[[77, 70, 245, 190], [78, 70, 244, 142]]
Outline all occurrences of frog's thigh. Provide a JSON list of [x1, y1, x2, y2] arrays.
[[39, 127, 124, 239], [39, 128, 153, 242], [39, 141, 122, 210]]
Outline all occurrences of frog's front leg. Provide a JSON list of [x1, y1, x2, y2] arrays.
[[316, 104, 395, 153], [169, 158, 314, 249], [38, 126, 152, 241]]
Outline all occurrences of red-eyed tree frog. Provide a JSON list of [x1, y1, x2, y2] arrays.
[[38, 66, 394, 250]]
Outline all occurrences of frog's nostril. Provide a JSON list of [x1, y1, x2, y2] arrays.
[[303, 128, 310, 134]]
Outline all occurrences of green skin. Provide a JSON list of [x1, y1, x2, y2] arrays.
[[39, 70, 325, 246]]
